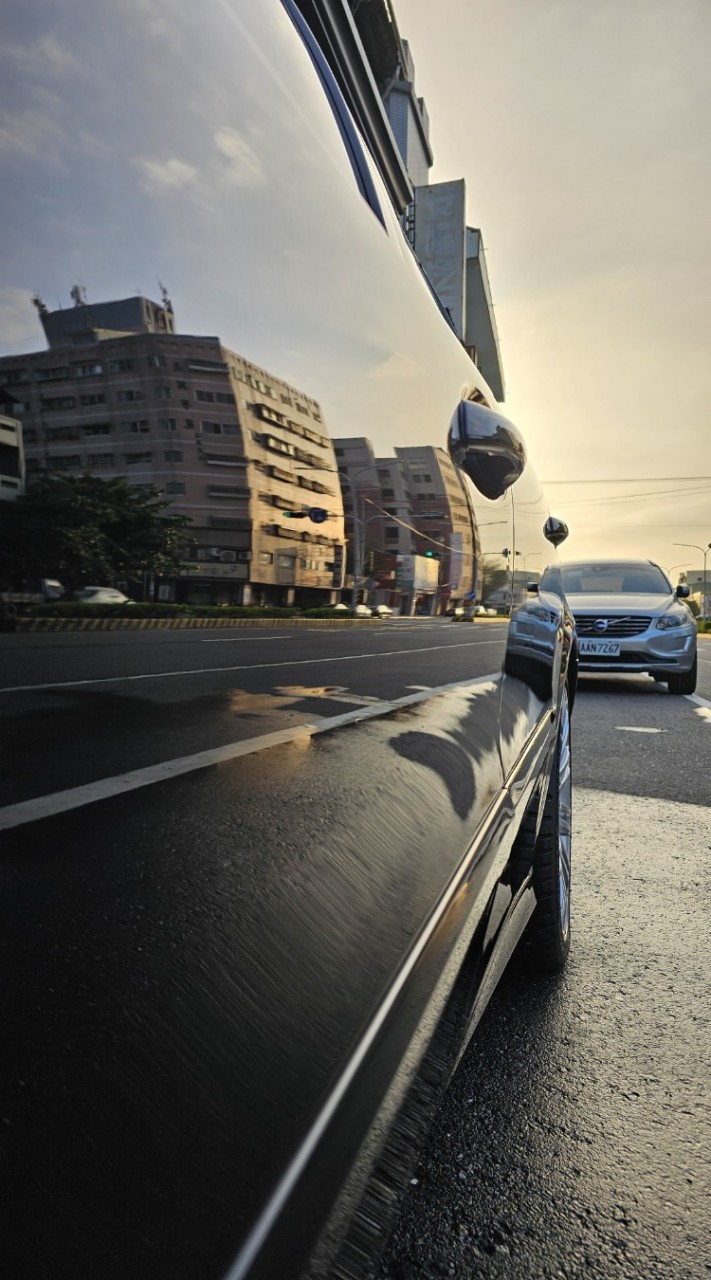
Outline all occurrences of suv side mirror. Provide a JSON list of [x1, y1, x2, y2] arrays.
[[448, 400, 526, 500], [676, 583, 690, 598], [544, 516, 569, 547]]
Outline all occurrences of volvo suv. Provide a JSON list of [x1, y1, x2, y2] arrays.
[[560, 559, 697, 694]]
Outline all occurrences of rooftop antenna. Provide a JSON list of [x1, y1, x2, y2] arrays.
[[31, 293, 48, 316], [158, 280, 173, 313], [70, 284, 88, 307]]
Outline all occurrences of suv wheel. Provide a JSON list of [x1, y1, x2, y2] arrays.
[[667, 656, 697, 695]]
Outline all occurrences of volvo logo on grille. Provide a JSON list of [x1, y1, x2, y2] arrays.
[[594, 618, 609, 633]]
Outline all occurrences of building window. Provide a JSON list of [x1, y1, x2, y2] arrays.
[[124, 451, 152, 464], [382, 488, 395, 497], [46, 426, 79, 441], [117, 389, 144, 403], [165, 482, 186, 495], [196, 389, 216, 402], [80, 393, 106, 406], [88, 453, 115, 469], [148, 355, 167, 369], [120, 420, 149, 434], [184, 419, 195, 429], [40, 396, 76, 411], [259, 552, 273, 564], [36, 366, 71, 382], [201, 421, 238, 435], [159, 418, 178, 431], [164, 450, 183, 461], [83, 423, 111, 436], [207, 485, 247, 498], [177, 381, 188, 389], [108, 359, 134, 373], [73, 363, 103, 378], [276, 554, 293, 568], [155, 386, 172, 399], [386, 526, 399, 539], [50, 454, 82, 469]]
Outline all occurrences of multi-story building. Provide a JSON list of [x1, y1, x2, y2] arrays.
[[0, 393, 25, 501], [333, 436, 479, 613], [0, 294, 345, 606], [394, 445, 479, 610]]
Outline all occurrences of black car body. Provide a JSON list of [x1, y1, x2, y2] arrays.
[[1, 3, 577, 1278]]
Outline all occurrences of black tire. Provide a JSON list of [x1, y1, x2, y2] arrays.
[[667, 656, 697, 695], [512, 686, 572, 971]]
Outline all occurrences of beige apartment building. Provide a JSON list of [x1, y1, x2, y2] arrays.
[[0, 295, 345, 605], [333, 437, 478, 611]]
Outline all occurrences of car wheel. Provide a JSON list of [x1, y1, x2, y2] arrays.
[[667, 656, 697, 695], [512, 685, 572, 971]]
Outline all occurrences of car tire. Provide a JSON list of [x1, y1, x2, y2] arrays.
[[667, 656, 697, 696], [511, 685, 572, 971]]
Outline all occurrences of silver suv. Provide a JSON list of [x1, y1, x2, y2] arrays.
[[560, 559, 697, 694]]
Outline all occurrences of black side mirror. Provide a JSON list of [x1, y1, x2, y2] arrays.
[[544, 516, 569, 547], [527, 581, 540, 593], [676, 583, 690, 598], [448, 400, 526, 500]]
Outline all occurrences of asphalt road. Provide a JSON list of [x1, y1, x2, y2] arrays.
[[2, 623, 709, 1279], [380, 663, 711, 1280]]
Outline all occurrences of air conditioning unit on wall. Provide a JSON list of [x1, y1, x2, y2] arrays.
[[220, 550, 237, 563]]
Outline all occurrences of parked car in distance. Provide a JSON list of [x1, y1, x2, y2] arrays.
[[559, 559, 697, 694], [353, 603, 373, 617], [371, 603, 393, 617], [75, 587, 132, 604]]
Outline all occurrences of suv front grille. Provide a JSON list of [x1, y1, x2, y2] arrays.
[[574, 615, 652, 637]]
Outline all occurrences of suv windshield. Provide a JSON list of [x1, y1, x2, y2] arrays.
[[560, 563, 670, 595]]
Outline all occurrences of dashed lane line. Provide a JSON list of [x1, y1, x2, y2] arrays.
[[0, 674, 499, 831], [0, 640, 503, 695]]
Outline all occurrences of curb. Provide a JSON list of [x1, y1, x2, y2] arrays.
[[16, 616, 383, 633]]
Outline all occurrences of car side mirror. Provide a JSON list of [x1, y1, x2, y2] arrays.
[[544, 516, 569, 547], [676, 583, 690, 598], [448, 400, 526, 500], [527, 581, 540, 593]]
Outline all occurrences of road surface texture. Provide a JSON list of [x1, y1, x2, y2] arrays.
[[380, 671, 711, 1280]]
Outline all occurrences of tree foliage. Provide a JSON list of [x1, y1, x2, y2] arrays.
[[0, 474, 191, 589]]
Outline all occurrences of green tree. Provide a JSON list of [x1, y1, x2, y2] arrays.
[[0, 473, 190, 589]]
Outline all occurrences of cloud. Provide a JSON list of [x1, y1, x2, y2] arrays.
[[214, 127, 265, 188], [0, 286, 41, 349], [0, 35, 81, 76], [134, 156, 199, 192], [0, 98, 67, 160]]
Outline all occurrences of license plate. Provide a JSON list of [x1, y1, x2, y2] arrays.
[[579, 638, 621, 656]]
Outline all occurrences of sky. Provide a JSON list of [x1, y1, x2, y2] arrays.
[[395, 0, 711, 578]]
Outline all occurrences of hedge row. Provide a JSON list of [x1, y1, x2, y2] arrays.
[[23, 601, 359, 620]]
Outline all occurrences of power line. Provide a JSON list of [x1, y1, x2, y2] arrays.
[[541, 476, 711, 484]]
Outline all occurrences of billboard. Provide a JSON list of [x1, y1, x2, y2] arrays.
[[398, 554, 440, 592]]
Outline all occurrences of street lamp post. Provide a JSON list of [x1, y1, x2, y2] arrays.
[[297, 463, 377, 608], [673, 541, 711, 619]]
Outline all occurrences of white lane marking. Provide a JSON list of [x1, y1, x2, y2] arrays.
[[615, 726, 668, 734], [0, 674, 499, 831], [200, 635, 292, 643], [689, 692, 711, 710], [0, 641, 503, 695]]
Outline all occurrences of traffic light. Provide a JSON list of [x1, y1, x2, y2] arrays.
[[424, 550, 441, 558], [281, 510, 307, 519]]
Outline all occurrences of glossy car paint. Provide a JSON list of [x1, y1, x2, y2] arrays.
[[1, 4, 575, 1278]]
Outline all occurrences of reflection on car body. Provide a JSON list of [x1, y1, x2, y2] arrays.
[[1, 3, 577, 1279]]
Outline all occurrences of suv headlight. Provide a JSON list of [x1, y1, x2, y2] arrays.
[[655, 613, 690, 630]]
